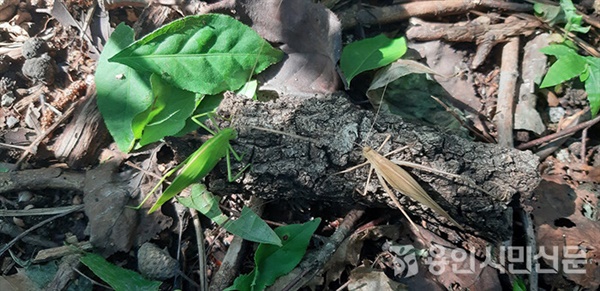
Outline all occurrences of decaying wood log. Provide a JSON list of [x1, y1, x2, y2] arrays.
[[207, 94, 540, 240]]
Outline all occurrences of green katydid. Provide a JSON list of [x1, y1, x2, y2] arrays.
[[132, 115, 250, 213]]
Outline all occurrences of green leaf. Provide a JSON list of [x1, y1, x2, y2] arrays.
[[534, 2, 564, 26], [109, 14, 283, 95], [80, 253, 161, 291], [173, 94, 223, 137], [251, 218, 321, 290], [584, 58, 600, 116], [136, 74, 198, 147], [225, 218, 321, 291], [223, 207, 282, 246], [512, 276, 527, 291], [539, 43, 580, 57], [368, 59, 438, 91], [95, 23, 153, 152], [178, 184, 228, 225], [340, 34, 407, 86], [179, 184, 281, 246], [237, 80, 258, 100], [540, 44, 587, 88], [561, 0, 590, 34], [225, 273, 254, 291]]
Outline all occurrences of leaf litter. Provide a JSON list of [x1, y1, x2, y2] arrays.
[[1, 0, 599, 290]]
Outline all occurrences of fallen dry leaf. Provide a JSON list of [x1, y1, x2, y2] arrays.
[[83, 159, 138, 256], [324, 225, 401, 284], [234, 0, 342, 95], [347, 266, 407, 291], [526, 180, 600, 288]]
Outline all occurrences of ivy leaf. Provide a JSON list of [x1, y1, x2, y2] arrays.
[[539, 44, 587, 88], [95, 23, 153, 152], [109, 14, 283, 95]]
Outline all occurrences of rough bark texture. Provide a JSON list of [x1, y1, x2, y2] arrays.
[[208, 94, 541, 240], [52, 92, 110, 169]]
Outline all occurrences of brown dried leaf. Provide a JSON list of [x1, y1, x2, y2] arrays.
[[347, 266, 407, 291], [325, 225, 401, 284], [235, 0, 342, 95], [527, 181, 600, 289], [83, 159, 138, 256]]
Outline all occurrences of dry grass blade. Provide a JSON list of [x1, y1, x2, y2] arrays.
[[362, 146, 464, 230]]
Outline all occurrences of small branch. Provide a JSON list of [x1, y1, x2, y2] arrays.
[[0, 168, 85, 194], [0, 205, 84, 256], [0, 205, 84, 217], [495, 37, 520, 148], [516, 112, 600, 150], [337, 0, 533, 29], [190, 208, 208, 291]]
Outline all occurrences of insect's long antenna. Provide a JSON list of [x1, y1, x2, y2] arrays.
[[363, 82, 390, 145]]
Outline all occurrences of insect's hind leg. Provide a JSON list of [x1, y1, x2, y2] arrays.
[[226, 145, 251, 182]]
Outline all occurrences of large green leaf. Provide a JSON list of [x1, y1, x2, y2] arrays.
[[95, 23, 153, 152], [137, 74, 199, 146], [109, 14, 283, 95], [80, 253, 161, 291], [584, 58, 600, 116], [340, 34, 407, 86], [226, 219, 321, 290], [540, 44, 587, 88]]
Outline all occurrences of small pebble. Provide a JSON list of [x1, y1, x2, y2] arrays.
[[22, 37, 49, 59], [556, 148, 571, 164], [6, 115, 19, 128], [548, 107, 565, 123], [0, 75, 16, 95], [22, 53, 57, 85], [17, 191, 33, 202], [0, 55, 11, 74], [1, 91, 15, 107], [13, 217, 25, 228], [137, 242, 179, 280]]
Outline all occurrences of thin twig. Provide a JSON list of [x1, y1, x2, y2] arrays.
[[190, 208, 208, 291], [73, 267, 112, 289], [581, 127, 588, 165], [516, 113, 600, 150], [496, 37, 520, 148], [15, 101, 79, 168], [0, 205, 84, 256], [0, 205, 84, 217], [430, 96, 495, 143]]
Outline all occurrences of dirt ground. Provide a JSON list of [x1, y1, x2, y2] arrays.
[[0, 0, 599, 290]]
